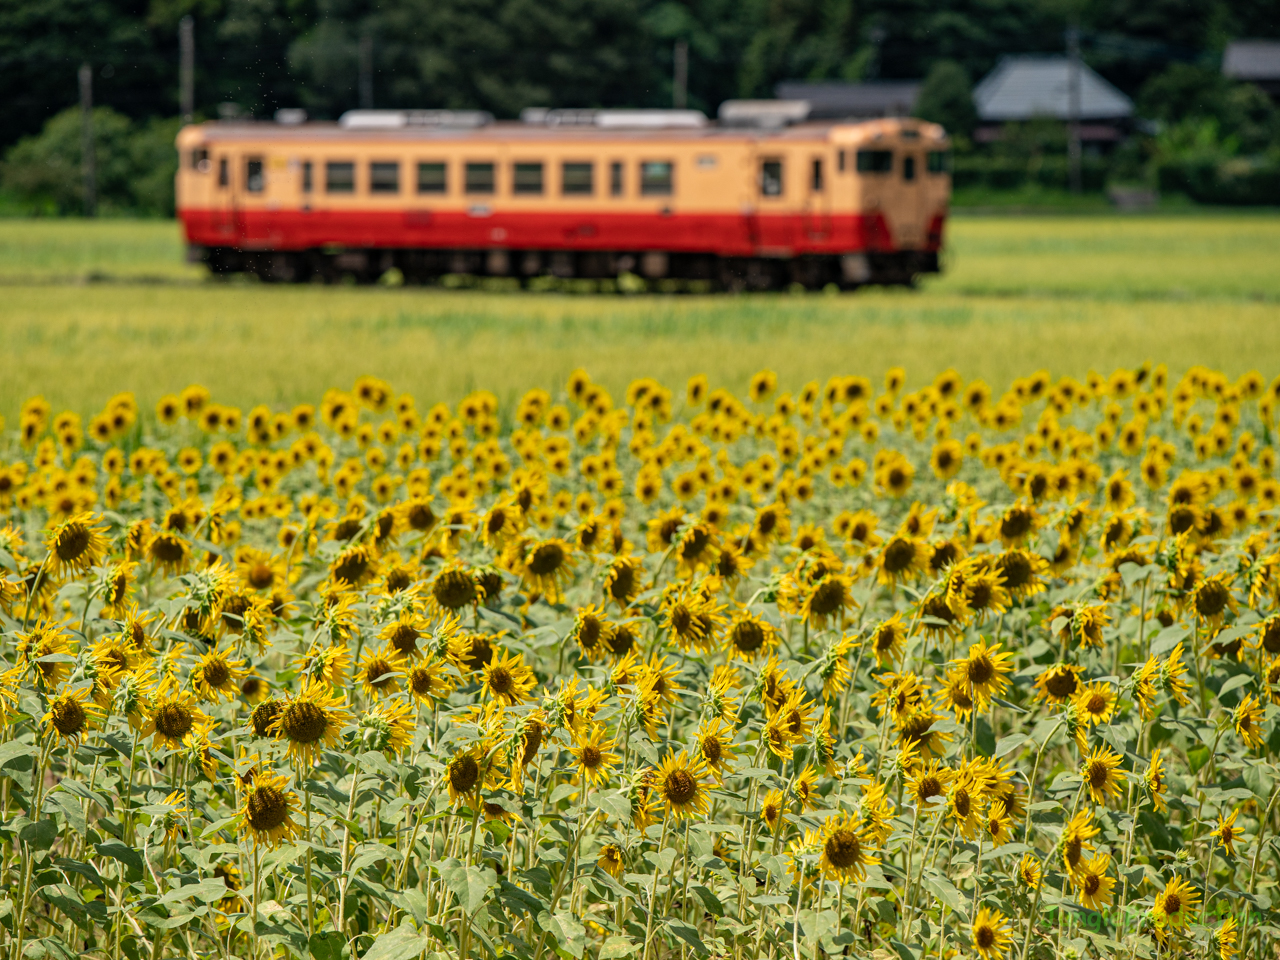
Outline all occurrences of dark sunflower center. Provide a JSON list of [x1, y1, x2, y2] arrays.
[[1045, 670, 1077, 698], [1086, 693, 1106, 714], [809, 579, 846, 616], [883, 538, 915, 574], [581, 745, 602, 768], [954, 789, 971, 818], [1196, 582, 1229, 618], [204, 658, 231, 687], [365, 658, 395, 688], [917, 775, 942, 801], [390, 623, 420, 656], [824, 828, 861, 868], [487, 666, 513, 694], [434, 570, 477, 610], [1165, 893, 1182, 914], [967, 656, 994, 686], [281, 701, 328, 744], [733, 621, 765, 652], [155, 702, 194, 739], [248, 564, 275, 589], [1088, 761, 1110, 789], [701, 736, 723, 763], [975, 926, 996, 949], [664, 769, 697, 805], [1084, 875, 1100, 896], [251, 700, 282, 737], [528, 543, 566, 576], [449, 755, 480, 793], [52, 698, 86, 735], [247, 785, 289, 831], [608, 565, 637, 602], [54, 524, 92, 562]]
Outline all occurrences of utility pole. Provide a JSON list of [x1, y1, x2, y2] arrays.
[[1066, 25, 1082, 195], [359, 34, 374, 110], [79, 63, 96, 217], [673, 40, 688, 109], [179, 15, 195, 122]]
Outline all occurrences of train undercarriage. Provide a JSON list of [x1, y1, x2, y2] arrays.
[[196, 246, 938, 291]]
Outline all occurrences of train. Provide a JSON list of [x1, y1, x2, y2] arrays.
[[174, 105, 950, 290]]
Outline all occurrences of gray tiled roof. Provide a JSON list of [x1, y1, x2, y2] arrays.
[[1223, 41, 1280, 80], [773, 81, 922, 119], [973, 56, 1133, 121]]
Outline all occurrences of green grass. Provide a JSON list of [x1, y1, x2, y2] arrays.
[[0, 215, 1277, 418]]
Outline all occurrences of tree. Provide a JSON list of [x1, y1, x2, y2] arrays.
[[914, 59, 977, 139]]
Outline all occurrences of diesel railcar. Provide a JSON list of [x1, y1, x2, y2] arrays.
[[174, 109, 950, 290]]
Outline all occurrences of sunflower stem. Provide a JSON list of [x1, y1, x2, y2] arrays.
[[334, 755, 361, 938], [640, 812, 671, 960]]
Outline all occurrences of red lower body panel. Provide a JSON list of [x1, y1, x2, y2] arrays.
[[179, 208, 910, 257]]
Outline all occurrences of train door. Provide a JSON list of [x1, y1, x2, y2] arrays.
[[212, 153, 240, 241], [802, 155, 832, 242], [749, 151, 796, 254], [894, 145, 924, 249]]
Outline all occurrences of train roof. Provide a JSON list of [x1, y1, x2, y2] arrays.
[[178, 113, 947, 147]]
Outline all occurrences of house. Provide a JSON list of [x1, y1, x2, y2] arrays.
[[1222, 40, 1280, 98], [772, 81, 923, 120], [972, 55, 1134, 144]]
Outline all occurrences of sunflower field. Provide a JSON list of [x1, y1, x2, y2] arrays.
[[0, 363, 1277, 960]]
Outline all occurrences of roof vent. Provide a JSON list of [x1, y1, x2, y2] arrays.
[[718, 99, 811, 128], [521, 108, 707, 129], [338, 110, 494, 130], [274, 108, 307, 125]]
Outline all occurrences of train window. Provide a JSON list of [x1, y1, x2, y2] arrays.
[[903, 156, 916, 182], [856, 150, 893, 174], [610, 162, 623, 196], [418, 162, 447, 194], [370, 162, 400, 194], [837, 149, 846, 173], [639, 161, 673, 196], [326, 162, 355, 193], [811, 158, 823, 191], [759, 159, 782, 197], [245, 158, 265, 193], [927, 150, 952, 174], [513, 163, 544, 195], [218, 158, 228, 187], [562, 162, 593, 195], [465, 162, 495, 194], [302, 161, 313, 193], [190, 148, 209, 170]]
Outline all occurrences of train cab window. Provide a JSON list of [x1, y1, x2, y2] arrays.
[[326, 162, 355, 193], [639, 161, 673, 196], [562, 162, 593, 195], [811, 158, 823, 191], [513, 162, 544, 195], [610, 161, 624, 196], [927, 150, 952, 174], [418, 162, 447, 194], [856, 149, 893, 174], [190, 148, 209, 171], [218, 158, 228, 187], [302, 161, 313, 193], [759, 159, 783, 197], [370, 162, 400, 194], [837, 149, 846, 172], [245, 158, 265, 193], [465, 162, 495, 194], [903, 156, 916, 182]]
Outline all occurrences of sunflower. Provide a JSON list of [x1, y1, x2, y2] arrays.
[[296, 643, 353, 688], [1160, 642, 1194, 706], [1081, 745, 1125, 804], [724, 610, 778, 661], [878, 535, 926, 586], [569, 604, 611, 662], [271, 680, 352, 766], [517, 538, 576, 602], [482, 649, 537, 706], [1061, 810, 1099, 876], [816, 814, 877, 882], [597, 842, 625, 878], [45, 512, 109, 576], [994, 548, 1048, 598], [1152, 875, 1200, 929], [380, 610, 428, 660], [358, 643, 406, 697], [970, 907, 1013, 960], [1073, 854, 1115, 911], [1074, 681, 1116, 727], [240, 772, 302, 848], [146, 530, 191, 575], [906, 760, 954, 811], [1234, 692, 1265, 749], [637, 652, 682, 709], [1212, 917, 1239, 960], [407, 657, 457, 703], [937, 668, 979, 721], [445, 748, 485, 805], [654, 750, 711, 819], [192, 645, 247, 703], [358, 700, 415, 755], [1017, 854, 1042, 889], [760, 789, 787, 834], [1211, 808, 1241, 856], [42, 684, 103, 745], [602, 555, 644, 610], [952, 639, 1014, 703], [947, 765, 988, 839], [1191, 572, 1236, 628], [694, 718, 737, 782], [17, 620, 76, 689], [142, 680, 211, 750], [1146, 748, 1169, 813], [868, 614, 908, 666], [1034, 663, 1083, 704], [427, 561, 484, 616], [572, 724, 619, 786]]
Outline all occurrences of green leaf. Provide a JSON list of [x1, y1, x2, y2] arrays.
[[538, 911, 585, 959], [0, 741, 37, 775], [664, 920, 708, 956], [598, 936, 636, 959], [691, 884, 724, 916], [361, 920, 427, 960], [19, 819, 58, 851], [95, 840, 145, 880], [994, 733, 1030, 758], [438, 858, 497, 914], [1217, 674, 1253, 699], [309, 931, 347, 960]]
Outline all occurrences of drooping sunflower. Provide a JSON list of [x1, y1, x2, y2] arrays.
[[482, 649, 537, 706], [1017, 854, 1042, 890], [1234, 693, 1266, 749], [17, 619, 76, 689], [596, 842, 625, 878], [970, 907, 1013, 960], [1034, 663, 1084, 705], [1212, 917, 1239, 960], [1159, 642, 1194, 706], [42, 684, 103, 745], [271, 679, 352, 766], [760, 789, 787, 834], [1145, 748, 1169, 812], [654, 749, 711, 819], [357, 700, 415, 756], [240, 772, 302, 848], [444, 747, 485, 805], [45, 512, 109, 576], [1060, 809, 1099, 877], [602, 555, 644, 610]]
